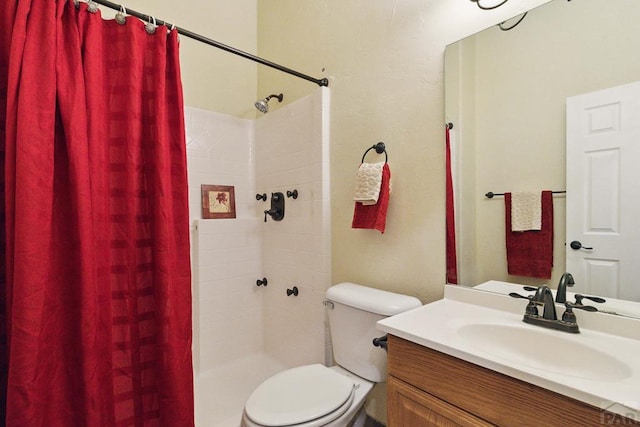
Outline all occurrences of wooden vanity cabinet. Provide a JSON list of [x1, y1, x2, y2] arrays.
[[387, 335, 640, 427]]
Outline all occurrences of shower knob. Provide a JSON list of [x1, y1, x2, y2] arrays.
[[286, 286, 299, 297], [256, 193, 267, 201], [256, 278, 268, 287]]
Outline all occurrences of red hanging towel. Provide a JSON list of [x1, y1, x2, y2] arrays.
[[505, 191, 554, 279], [352, 163, 391, 233]]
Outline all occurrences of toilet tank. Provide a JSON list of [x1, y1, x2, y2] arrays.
[[325, 282, 422, 382]]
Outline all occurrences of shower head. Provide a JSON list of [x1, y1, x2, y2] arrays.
[[255, 93, 284, 113]]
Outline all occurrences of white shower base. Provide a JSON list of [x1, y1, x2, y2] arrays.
[[195, 352, 288, 427]]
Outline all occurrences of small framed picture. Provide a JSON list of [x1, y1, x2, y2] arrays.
[[201, 185, 236, 219]]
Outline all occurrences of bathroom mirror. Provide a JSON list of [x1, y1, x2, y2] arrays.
[[444, 0, 640, 312]]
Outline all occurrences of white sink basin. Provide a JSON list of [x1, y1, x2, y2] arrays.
[[456, 323, 632, 381]]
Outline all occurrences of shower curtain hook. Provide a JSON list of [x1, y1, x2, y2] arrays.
[[87, 0, 99, 13], [73, 0, 80, 9], [145, 15, 157, 34], [169, 23, 180, 41], [115, 5, 127, 25]]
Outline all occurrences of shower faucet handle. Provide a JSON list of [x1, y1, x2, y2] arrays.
[[263, 192, 285, 222]]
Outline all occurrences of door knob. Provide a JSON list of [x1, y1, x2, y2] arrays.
[[570, 240, 593, 250]]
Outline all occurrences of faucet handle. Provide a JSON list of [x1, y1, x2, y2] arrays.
[[509, 292, 532, 301], [509, 292, 539, 316], [565, 301, 598, 312], [561, 304, 577, 323], [574, 294, 606, 305], [561, 301, 598, 324]]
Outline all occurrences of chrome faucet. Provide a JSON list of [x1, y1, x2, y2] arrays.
[[555, 272, 575, 303]]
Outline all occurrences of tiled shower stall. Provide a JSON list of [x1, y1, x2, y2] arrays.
[[186, 88, 331, 426]]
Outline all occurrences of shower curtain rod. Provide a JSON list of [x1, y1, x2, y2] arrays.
[[89, 0, 329, 87]]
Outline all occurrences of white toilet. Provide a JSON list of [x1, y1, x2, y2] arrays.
[[241, 282, 422, 427]]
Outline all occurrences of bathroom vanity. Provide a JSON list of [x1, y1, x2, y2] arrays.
[[378, 286, 640, 427], [386, 336, 638, 426]]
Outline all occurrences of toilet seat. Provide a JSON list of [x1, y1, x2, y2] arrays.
[[244, 364, 355, 427]]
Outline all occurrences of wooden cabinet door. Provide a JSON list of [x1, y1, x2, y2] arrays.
[[387, 376, 494, 427]]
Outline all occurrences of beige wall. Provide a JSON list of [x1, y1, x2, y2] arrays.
[[448, 0, 640, 288], [257, 0, 549, 304]]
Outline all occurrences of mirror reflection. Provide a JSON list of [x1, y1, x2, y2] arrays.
[[444, 0, 640, 312]]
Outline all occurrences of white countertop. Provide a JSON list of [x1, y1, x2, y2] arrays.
[[377, 285, 640, 420]]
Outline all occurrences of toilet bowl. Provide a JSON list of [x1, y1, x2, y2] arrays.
[[241, 283, 422, 427], [241, 365, 373, 427]]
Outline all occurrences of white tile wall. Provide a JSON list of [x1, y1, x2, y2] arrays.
[[256, 88, 331, 367], [185, 107, 255, 223], [186, 87, 331, 377], [185, 107, 261, 374], [192, 219, 264, 372]]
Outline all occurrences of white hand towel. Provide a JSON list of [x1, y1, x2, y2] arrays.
[[511, 191, 542, 231], [353, 162, 385, 205]]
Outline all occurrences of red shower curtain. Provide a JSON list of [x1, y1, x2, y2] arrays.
[[0, 1, 17, 422], [445, 126, 458, 284], [1, 1, 194, 425]]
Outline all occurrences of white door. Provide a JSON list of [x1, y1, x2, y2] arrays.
[[566, 81, 640, 301]]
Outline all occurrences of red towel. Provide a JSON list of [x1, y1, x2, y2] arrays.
[[505, 191, 554, 279], [351, 163, 390, 233]]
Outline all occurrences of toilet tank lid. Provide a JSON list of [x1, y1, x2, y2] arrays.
[[327, 282, 422, 316]]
